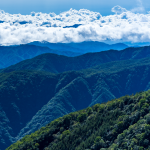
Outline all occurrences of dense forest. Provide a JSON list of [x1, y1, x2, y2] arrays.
[[1, 45, 150, 149], [6, 90, 150, 150]]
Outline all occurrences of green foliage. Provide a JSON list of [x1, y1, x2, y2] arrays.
[[60, 130, 71, 140], [6, 90, 150, 150], [62, 130, 70, 135], [92, 104, 101, 112], [2, 47, 150, 150], [94, 136, 101, 143], [142, 103, 149, 109], [139, 146, 144, 150], [77, 112, 87, 122], [35, 143, 39, 147], [139, 98, 146, 107], [87, 107, 93, 115], [63, 115, 72, 126], [117, 121, 124, 129]]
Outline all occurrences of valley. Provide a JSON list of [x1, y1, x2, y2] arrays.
[[0, 45, 150, 149]]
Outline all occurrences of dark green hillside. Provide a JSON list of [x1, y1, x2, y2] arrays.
[[6, 90, 150, 150], [2, 46, 150, 73], [1, 57, 150, 149], [0, 71, 59, 149]]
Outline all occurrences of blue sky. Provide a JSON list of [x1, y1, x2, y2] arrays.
[[0, 0, 150, 45], [0, 0, 149, 15]]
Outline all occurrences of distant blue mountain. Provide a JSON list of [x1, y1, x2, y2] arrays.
[[67, 41, 128, 52], [124, 42, 150, 47], [28, 41, 128, 53], [0, 45, 82, 69], [28, 41, 83, 53], [0, 20, 4, 23], [18, 21, 29, 25], [0, 41, 128, 69], [63, 24, 82, 28]]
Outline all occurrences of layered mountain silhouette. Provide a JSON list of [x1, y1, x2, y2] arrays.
[[1, 45, 150, 73], [28, 41, 128, 53], [63, 24, 82, 28], [1, 45, 150, 149], [0, 44, 82, 69], [0, 41, 128, 70]]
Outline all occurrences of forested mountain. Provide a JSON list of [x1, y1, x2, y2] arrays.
[[28, 41, 128, 53], [1, 55, 150, 149], [1, 45, 150, 149], [6, 90, 150, 150], [0, 41, 128, 70], [0, 44, 81, 69], [2, 45, 150, 74]]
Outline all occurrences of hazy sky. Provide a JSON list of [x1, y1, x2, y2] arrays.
[[0, 0, 150, 15]]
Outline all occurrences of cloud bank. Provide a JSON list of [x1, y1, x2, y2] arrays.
[[0, 6, 150, 45]]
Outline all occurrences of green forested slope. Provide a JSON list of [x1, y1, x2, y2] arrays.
[[6, 90, 150, 150], [1, 57, 150, 150]]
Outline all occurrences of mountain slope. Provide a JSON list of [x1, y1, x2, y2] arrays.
[[1, 46, 150, 149], [1, 56, 150, 149], [0, 71, 58, 149], [2, 45, 150, 74], [0, 41, 128, 70], [16, 58, 150, 141], [0, 44, 82, 69], [6, 90, 150, 150]]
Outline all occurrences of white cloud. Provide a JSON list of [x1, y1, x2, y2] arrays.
[[111, 5, 127, 14], [0, 6, 150, 45]]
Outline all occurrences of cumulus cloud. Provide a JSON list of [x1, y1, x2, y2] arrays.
[[0, 6, 150, 45], [111, 5, 127, 14]]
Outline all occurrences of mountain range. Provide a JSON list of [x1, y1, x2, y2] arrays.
[[6, 90, 150, 150], [1, 45, 150, 74], [0, 41, 128, 69], [0, 45, 81, 69], [1, 44, 150, 149], [28, 41, 128, 53]]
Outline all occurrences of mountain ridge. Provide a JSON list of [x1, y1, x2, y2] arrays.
[[0, 44, 82, 69], [1, 45, 150, 149], [1, 56, 150, 149], [28, 41, 128, 53], [2, 45, 150, 74], [6, 90, 150, 150], [0, 41, 128, 70]]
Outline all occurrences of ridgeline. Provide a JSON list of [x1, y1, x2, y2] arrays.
[[7, 90, 150, 150]]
